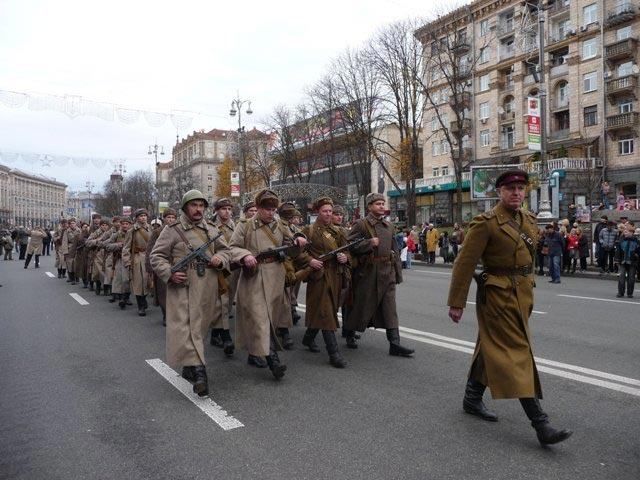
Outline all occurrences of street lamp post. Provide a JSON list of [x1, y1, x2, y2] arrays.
[[148, 142, 165, 166], [229, 94, 253, 198], [85, 180, 95, 222]]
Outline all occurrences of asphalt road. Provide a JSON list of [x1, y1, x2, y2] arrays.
[[0, 255, 638, 480]]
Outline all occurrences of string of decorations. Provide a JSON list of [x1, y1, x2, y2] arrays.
[[0, 150, 152, 169]]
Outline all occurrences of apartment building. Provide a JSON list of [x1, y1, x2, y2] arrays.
[[66, 190, 101, 222], [414, 0, 640, 222], [0, 163, 67, 227]]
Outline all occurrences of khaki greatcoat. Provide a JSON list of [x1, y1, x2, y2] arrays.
[[122, 222, 151, 296], [447, 202, 542, 400], [150, 214, 230, 368], [229, 218, 296, 357], [345, 214, 401, 332], [26, 228, 46, 255], [106, 230, 130, 295], [212, 217, 238, 329], [61, 226, 81, 272]]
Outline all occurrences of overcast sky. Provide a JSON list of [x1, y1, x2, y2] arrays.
[[0, 0, 460, 191]]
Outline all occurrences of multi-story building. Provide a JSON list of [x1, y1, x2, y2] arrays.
[[413, 0, 640, 222], [66, 190, 101, 222], [0, 163, 67, 227]]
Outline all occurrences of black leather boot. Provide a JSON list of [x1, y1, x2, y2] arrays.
[[302, 328, 320, 352], [193, 366, 209, 396], [291, 307, 301, 325], [142, 295, 148, 309], [210, 328, 224, 347], [24, 253, 32, 268], [70, 272, 77, 285], [57, 268, 62, 278], [520, 398, 573, 445], [89, 281, 94, 291], [221, 329, 234, 357], [181, 366, 196, 382], [386, 328, 414, 357], [82, 279, 88, 288], [266, 334, 286, 379], [463, 379, 498, 422], [34, 255, 40, 268], [322, 330, 346, 368], [95, 281, 102, 296], [136, 296, 146, 316], [104, 284, 111, 296], [278, 328, 294, 350], [247, 355, 268, 368], [344, 329, 358, 349], [118, 294, 127, 309]]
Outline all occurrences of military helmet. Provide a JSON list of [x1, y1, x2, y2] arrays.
[[181, 190, 209, 210]]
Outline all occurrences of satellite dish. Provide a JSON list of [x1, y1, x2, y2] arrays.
[[498, 106, 505, 115], [632, 64, 640, 74]]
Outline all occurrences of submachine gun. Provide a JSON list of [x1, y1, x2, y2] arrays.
[[295, 236, 367, 282], [231, 243, 300, 276], [171, 231, 223, 277]]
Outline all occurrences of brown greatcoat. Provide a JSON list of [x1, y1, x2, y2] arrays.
[[300, 221, 349, 331], [26, 228, 46, 255], [145, 227, 166, 309], [447, 202, 542, 400], [53, 226, 65, 268], [74, 230, 89, 280], [212, 217, 238, 328], [61, 226, 81, 272], [106, 230, 130, 294], [150, 214, 230, 368], [229, 217, 297, 357], [85, 227, 105, 282], [345, 213, 401, 332], [122, 222, 151, 296], [101, 227, 117, 285]]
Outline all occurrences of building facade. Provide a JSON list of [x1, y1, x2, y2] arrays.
[[414, 0, 640, 222], [0, 163, 67, 227], [66, 190, 101, 222]]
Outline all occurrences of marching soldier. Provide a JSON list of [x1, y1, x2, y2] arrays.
[[277, 202, 302, 346], [54, 219, 67, 278], [102, 217, 120, 300], [85, 215, 104, 292], [242, 201, 257, 220], [298, 197, 349, 368], [209, 198, 237, 355], [61, 218, 82, 285], [447, 170, 572, 446], [150, 190, 231, 397], [107, 217, 132, 309], [332, 204, 356, 340], [122, 209, 151, 316], [86, 220, 111, 295], [23, 226, 46, 269], [146, 208, 177, 325], [343, 193, 414, 357], [229, 189, 306, 379]]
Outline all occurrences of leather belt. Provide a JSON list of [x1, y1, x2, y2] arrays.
[[371, 255, 391, 263], [484, 265, 532, 276], [258, 257, 279, 264]]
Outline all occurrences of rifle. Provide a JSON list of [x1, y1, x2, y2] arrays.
[[231, 243, 300, 274], [295, 236, 367, 282], [170, 231, 223, 277]]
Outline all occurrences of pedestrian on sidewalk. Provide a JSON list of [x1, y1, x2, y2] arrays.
[[614, 225, 640, 298], [439, 231, 450, 264], [536, 228, 547, 275], [599, 221, 618, 273], [577, 228, 589, 272], [426, 223, 439, 265], [451, 223, 465, 259], [566, 228, 579, 274], [594, 215, 608, 268], [405, 229, 415, 269], [545, 224, 564, 283]]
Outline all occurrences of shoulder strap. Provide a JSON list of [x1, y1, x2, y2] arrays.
[[261, 223, 281, 248], [174, 226, 195, 251], [506, 217, 535, 262]]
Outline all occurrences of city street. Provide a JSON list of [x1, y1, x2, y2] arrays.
[[1, 255, 638, 480]]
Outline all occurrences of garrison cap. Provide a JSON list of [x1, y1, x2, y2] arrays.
[[214, 197, 233, 210], [134, 208, 148, 218], [366, 193, 385, 205], [255, 189, 280, 209], [495, 169, 529, 188]]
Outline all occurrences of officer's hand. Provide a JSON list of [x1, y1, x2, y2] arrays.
[[370, 237, 380, 247], [449, 307, 463, 324], [170, 271, 187, 284], [210, 255, 222, 268], [243, 255, 257, 268], [309, 258, 323, 270], [336, 252, 347, 264], [294, 237, 308, 248]]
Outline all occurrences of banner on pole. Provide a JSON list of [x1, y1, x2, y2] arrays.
[[527, 97, 541, 151], [230, 172, 240, 197]]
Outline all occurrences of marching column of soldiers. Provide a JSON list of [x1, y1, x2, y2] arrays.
[[39, 174, 572, 447]]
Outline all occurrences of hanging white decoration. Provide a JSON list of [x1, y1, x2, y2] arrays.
[[144, 111, 167, 127], [0, 90, 28, 108], [116, 107, 141, 124]]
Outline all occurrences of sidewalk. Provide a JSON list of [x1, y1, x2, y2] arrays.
[[410, 256, 619, 281]]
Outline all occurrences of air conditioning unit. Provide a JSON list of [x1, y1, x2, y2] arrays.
[[604, 71, 613, 78]]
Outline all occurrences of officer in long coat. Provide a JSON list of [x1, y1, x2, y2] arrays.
[[447, 170, 572, 446], [298, 197, 349, 368], [150, 190, 231, 397], [343, 193, 414, 357], [24, 227, 46, 269], [229, 189, 306, 379], [85, 220, 111, 295], [122, 209, 151, 316]]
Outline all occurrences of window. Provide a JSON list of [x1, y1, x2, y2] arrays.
[[619, 137, 634, 155], [582, 38, 598, 59], [617, 26, 632, 41], [431, 142, 441, 156], [583, 72, 597, 92], [619, 100, 633, 113], [480, 19, 489, 36], [503, 96, 515, 113], [441, 165, 449, 176], [583, 4, 598, 26], [441, 140, 450, 155], [431, 116, 438, 131], [584, 105, 598, 126], [501, 124, 515, 149], [480, 129, 490, 146], [479, 102, 490, 119], [556, 82, 569, 107], [479, 74, 490, 92], [432, 167, 440, 177], [479, 47, 489, 64], [618, 61, 633, 77], [557, 19, 571, 39]]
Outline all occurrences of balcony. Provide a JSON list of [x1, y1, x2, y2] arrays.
[[605, 111, 640, 136], [605, 37, 638, 63], [499, 45, 515, 61], [549, 129, 570, 141], [523, 157, 602, 174], [497, 21, 514, 37], [550, 63, 569, 77], [451, 38, 471, 55], [548, 31, 573, 45], [606, 75, 638, 102], [547, 0, 571, 17], [605, 2, 637, 28], [449, 118, 472, 134], [457, 65, 472, 80], [552, 99, 570, 111], [500, 111, 516, 122], [449, 91, 471, 110]]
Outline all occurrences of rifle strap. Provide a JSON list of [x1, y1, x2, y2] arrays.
[[174, 226, 195, 251], [260, 222, 281, 248]]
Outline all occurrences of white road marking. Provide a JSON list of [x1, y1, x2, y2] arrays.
[[45, 271, 55, 278], [467, 301, 547, 315], [146, 359, 244, 431], [69, 293, 89, 305], [410, 269, 452, 276], [557, 294, 640, 305]]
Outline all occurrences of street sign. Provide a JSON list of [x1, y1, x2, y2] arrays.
[[122, 206, 131, 216], [230, 172, 240, 198]]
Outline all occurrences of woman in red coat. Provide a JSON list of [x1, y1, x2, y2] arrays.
[[567, 228, 580, 274]]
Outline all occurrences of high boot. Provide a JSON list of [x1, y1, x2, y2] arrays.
[[136, 296, 146, 316], [125, 291, 132, 305], [278, 328, 294, 350], [344, 329, 358, 349], [181, 366, 196, 382], [82, 278, 88, 289], [118, 293, 127, 309], [520, 398, 572, 446], [34, 255, 40, 268], [247, 354, 268, 368], [109, 291, 117, 303], [322, 330, 346, 368], [302, 328, 321, 352], [161, 306, 166, 327], [66, 271, 72, 282], [463, 379, 498, 422], [266, 334, 286, 380], [57, 268, 62, 278], [61, 269, 66, 279], [104, 284, 111, 296], [291, 306, 301, 325], [24, 253, 33, 268], [95, 281, 102, 296], [192, 365, 209, 397], [89, 281, 94, 291], [210, 328, 224, 347], [70, 272, 77, 285], [386, 328, 414, 357], [221, 329, 235, 357], [142, 295, 148, 309]]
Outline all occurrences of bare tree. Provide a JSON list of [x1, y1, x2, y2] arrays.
[[97, 170, 158, 217], [268, 104, 299, 183]]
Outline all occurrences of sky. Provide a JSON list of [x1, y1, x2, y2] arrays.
[[0, 0, 461, 191]]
